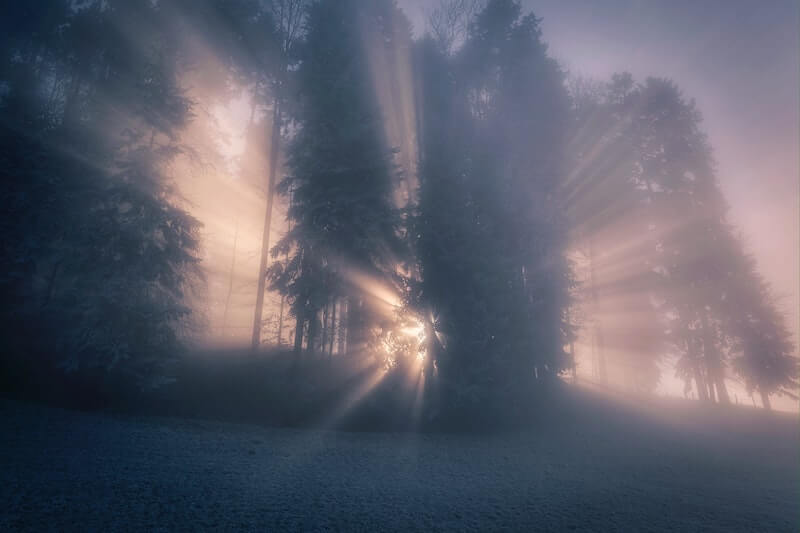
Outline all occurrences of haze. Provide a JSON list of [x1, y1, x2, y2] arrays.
[[1, 1, 798, 530]]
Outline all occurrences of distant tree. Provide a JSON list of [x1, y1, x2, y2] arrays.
[[726, 244, 798, 410], [564, 72, 666, 391], [427, 0, 482, 56], [631, 78, 737, 404], [571, 73, 798, 406], [247, 0, 306, 352]]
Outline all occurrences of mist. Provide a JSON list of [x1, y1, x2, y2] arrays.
[[1, 1, 798, 530]]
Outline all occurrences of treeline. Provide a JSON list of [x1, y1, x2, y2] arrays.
[[0, 0, 795, 421], [566, 73, 797, 409]]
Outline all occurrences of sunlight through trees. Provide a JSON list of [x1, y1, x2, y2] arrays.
[[0, 0, 796, 421]]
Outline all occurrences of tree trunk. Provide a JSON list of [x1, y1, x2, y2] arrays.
[[337, 298, 348, 355], [347, 297, 365, 356], [221, 220, 239, 337], [588, 236, 607, 385], [307, 309, 320, 357], [693, 361, 708, 402], [713, 374, 729, 404], [685, 336, 708, 402], [251, 98, 282, 351], [293, 311, 305, 357], [329, 299, 337, 356], [595, 323, 607, 384], [423, 313, 441, 415], [320, 303, 329, 357], [566, 306, 577, 383], [277, 295, 285, 346], [700, 309, 730, 404], [707, 380, 717, 403], [278, 186, 293, 349], [760, 389, 772, 411]]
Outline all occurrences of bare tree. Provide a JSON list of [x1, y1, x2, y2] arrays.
[[221, 219, 239, 337], [426, 0, 482, 55], [251, 0, 307, 351]]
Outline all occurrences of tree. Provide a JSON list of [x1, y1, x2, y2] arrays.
[[564, 73, 666, 391], [414, 0, 572, 420], [250, 0, 306, 351], [569, 73, 797, 405], [0, 0, 201, 388], [726, 244, 798, 410], [268, 0, 405, 360]]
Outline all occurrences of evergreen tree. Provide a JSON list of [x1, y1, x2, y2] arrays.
[[726, 241, 798, 410], [414, 0, 572, 419], [575, 73, 798, 405], [268, 0, 405, 359], [0, 1, 201, 388], [564, 73, 665, 391]]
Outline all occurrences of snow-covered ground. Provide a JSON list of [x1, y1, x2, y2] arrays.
[[1, 390, 797, 531]]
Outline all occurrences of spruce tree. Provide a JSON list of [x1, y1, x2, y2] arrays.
[[269, 0, 404, 359]]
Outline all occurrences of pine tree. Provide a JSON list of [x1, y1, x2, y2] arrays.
[[0, 0, 202, 387], [268, 0, 404, 360], [590, 74, 798, 404], [726, 242, 798, 410], [414, 0, 572, 419]]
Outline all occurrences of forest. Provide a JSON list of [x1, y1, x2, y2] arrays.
[[1, 0, 795, 423], [1, 1, 799, 530]]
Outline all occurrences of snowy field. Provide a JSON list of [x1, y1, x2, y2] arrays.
[[1, 392, 797, 532]]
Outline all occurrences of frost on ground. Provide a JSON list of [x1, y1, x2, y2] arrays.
[[1, 390, 797, 532]]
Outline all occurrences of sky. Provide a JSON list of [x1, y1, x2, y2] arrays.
[[401, 0, 800, 348]]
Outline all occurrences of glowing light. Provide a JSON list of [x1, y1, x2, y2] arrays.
[[319, 363, 389, 429], [379, 313, 427, 368]]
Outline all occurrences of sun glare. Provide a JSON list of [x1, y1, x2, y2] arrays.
[[380, 312, 427, 369]]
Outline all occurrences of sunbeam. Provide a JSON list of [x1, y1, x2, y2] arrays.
[[2, 2, 799, 530]]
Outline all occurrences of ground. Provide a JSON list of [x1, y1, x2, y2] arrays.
[[1, 389, 798, 532]]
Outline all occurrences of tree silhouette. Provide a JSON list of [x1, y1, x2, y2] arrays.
[[268, 0, 405, 360]]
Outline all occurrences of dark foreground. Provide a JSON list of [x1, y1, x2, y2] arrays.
[[1, 391, 798, 532]]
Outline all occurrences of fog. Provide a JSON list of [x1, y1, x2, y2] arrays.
[[1, 1, 798, 530], [399, 0, 800, 410]]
